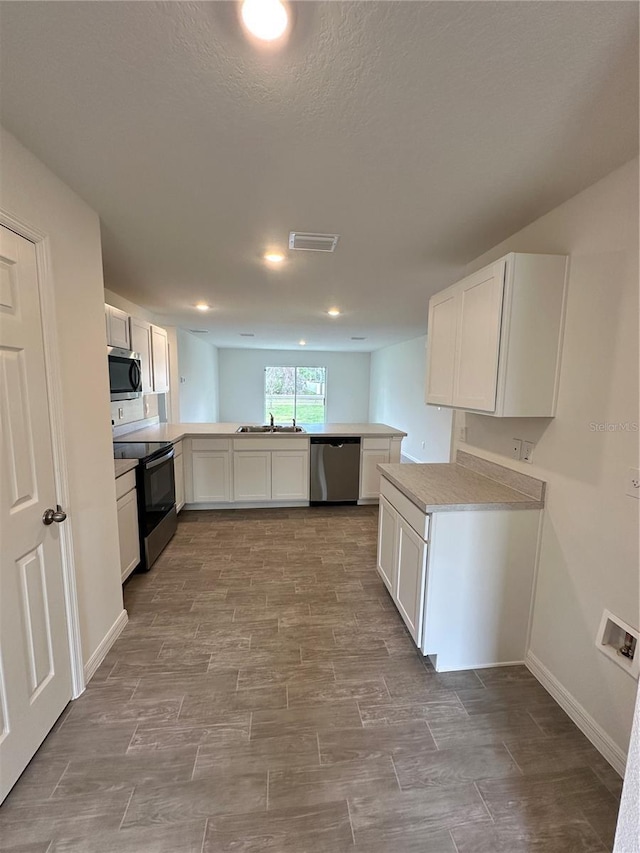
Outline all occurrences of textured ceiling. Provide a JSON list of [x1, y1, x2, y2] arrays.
[[1, 1, 637, 350]]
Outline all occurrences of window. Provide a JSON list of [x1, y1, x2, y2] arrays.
[[265, 366, 327, 424]]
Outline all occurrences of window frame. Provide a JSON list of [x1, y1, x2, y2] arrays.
[[264, 365, 327, 425]]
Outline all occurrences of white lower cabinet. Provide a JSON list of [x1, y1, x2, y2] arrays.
[[377, 475, 541, 671], [191, 451, 231, 502], [376, 495, 398, 593], [377, 495, 427, 644], [233, 452, 272, 502], [359, 437, 402, 501], [272, 451, 309, 501], [116, 481, 140, 582], [174, 442, 185, 512], [395, 517, 427, 644]]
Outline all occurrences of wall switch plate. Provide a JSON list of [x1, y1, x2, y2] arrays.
[[522, 441, 535, 464], [626, 467, 640, 499], [511, 438, 522, 460]]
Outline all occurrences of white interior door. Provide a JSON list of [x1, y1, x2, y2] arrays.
[[0, 225, 72, 803]]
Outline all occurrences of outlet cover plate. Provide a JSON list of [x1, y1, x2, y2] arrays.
[[511, 438, 522, 460]]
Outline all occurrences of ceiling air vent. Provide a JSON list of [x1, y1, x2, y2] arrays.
[[240, 333, 255, 337], [189, 329, 209, 334], [288, 232, 339, 252]]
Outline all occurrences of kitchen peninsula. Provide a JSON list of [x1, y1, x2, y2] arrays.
[[114, 422, 406, 509]]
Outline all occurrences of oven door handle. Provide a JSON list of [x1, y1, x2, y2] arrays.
[[145, 448, 174, 470]]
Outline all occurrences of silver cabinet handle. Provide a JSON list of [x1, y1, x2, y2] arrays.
[[42, 505, 67, 525]]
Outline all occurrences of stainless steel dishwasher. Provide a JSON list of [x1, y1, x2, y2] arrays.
[[309, 437, 361, 504]]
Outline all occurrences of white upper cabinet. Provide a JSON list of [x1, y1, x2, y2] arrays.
[[129, 317, 153, 393], [151, 325, 169, 393], [425, 252, 567, 417], [425, 290, 458, 406], [105, 304, 131, 350]]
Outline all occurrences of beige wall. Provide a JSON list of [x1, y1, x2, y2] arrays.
[[456, 158, 639, 760], [1, 128, 124, 667]]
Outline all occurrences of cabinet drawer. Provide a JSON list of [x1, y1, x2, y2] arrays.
[[362, 437, 391, 451], [380, 477, 430, 541], [115, 469, 136, 500], [191, 438, 230, 451], [173, 440, 183, 457], [232, 437, 308, 451]]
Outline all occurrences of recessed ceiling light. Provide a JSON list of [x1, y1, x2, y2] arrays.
[[241, 0, 288, 42], [264, 252, 285, 263], [195, 303, 210, 311], [298, 339, 306, 346], [327, 308, 341, 317]]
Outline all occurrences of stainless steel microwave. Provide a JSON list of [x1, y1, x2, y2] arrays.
[[108, 346, 142, 400]]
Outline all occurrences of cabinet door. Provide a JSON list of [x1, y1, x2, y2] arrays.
[[359, 450, 389, 499], [425, 289, 458, 406], [192, 451, 231, 502], [106, 305, 131, 350], [174, 448, 185, 512], [130, 317, 153, 393], [272, 451, 309, 500], [395, 517, 427, 644], [233, 452, 271, 501], [377, 496, 398, 593], [452, 262, 505, 412], [151, 325, 169, 393], [116, 488, 140, 581]]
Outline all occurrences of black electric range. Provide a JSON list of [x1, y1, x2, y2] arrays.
[[113, 441, 177, 572]]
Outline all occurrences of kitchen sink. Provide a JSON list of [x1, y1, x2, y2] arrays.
[[236, 425, 306, 433]]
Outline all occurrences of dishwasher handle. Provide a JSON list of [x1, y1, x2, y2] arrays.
[[310, 437, 361, 447]]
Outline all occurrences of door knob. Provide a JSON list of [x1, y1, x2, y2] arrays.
[[42, 505, 67, 525]]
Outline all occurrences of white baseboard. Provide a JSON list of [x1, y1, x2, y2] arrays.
[[526, 651, 627, 777], [83, 609, 128, 684]]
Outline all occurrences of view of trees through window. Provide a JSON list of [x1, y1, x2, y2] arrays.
[[265, 366, 327, 424]]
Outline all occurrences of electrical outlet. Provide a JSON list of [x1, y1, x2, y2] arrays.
[[458, 425, 467, 443], [522, 441, 535, 464], [626, 468, 640, 499], [421, 440, 426, 449], [511, 438, 522, 460]]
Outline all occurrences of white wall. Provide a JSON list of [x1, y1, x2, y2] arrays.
[[369, 335, 453, 462], [176, 329, 219, 422], [455, 158, 639, 763], [1, 128, 124, 667], [218, 348, 371, 424]]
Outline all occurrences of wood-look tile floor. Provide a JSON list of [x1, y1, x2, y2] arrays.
[[0, 506, 623, 852]]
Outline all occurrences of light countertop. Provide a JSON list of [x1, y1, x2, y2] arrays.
[[378, 461, 545, 513], [114, 458, 138, 477], [113, 422, 407, 443]]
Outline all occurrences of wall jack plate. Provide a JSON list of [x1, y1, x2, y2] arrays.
[[522, 441, 534, 464], [626, 468, 640, 499]]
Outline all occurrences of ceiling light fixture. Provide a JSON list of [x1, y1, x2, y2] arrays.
[[195, 303, 210, 311], [264, 252, 285, 263], [327, 308, 341, 317], [299, 339, 306, 346], [241, 0, 288, 42]]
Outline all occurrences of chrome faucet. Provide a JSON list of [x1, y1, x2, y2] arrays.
[[292, 417, 296, 428], [269, 412, 274, 428]]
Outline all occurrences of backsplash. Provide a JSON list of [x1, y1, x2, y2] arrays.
[[110, 394, 160, 428]]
